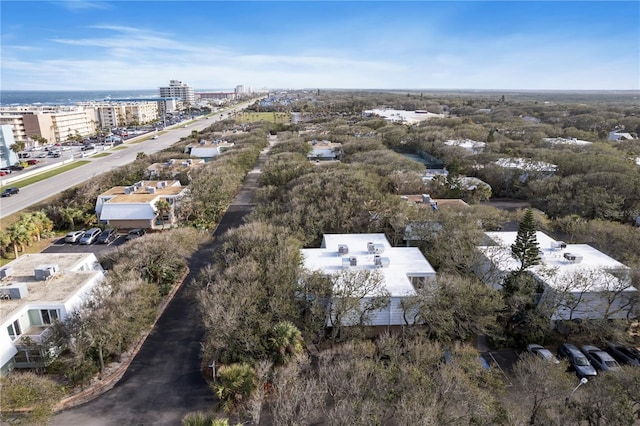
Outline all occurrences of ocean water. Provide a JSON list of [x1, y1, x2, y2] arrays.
[[0, 90, 160, 106], [0, 89, 234, 106]]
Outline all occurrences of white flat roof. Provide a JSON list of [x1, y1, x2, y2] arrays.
[[0, 253, 104, 324], [543, 137, 592, 146], [301, 233, 436, 297], [495, 158, 558, 172], [480, 231, 633, 292], [444, 139, 486, 149]]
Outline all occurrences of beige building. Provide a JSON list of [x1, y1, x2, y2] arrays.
[[159, 80, 195, 105], [95, 180, 187, 229], [0, 106, 96, 143], [82, 101, 159, 129]]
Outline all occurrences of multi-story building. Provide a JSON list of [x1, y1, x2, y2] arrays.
[[83, 101, 159, 129], [159, 80, 194, 105], [0, 106, 96, 143], [0, 125, 19, 168], [0, 253, 106, 375]]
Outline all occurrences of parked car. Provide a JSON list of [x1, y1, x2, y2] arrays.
[[37, 152, 48, 158], [526, 344, 560, 364], [0, 168, 11, 174], [81, 144, 95, 151], [582, 345, 621, 372], [97, 228, 118, 244], [1, 187, 20, 197], [79, 228, 102, 245], [9, 164, 25, 171], [64, 229, 85, 243], [606, 342, 640, 366], [26, 159, 39, 165], [152, 135, 158, 139], [558, 343, 597, 378], [18, 152, 31, 158], [126, 228, 146, 240]]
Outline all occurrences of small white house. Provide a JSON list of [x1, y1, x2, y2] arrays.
[[184, 139, 234, 158], [301, 233, 436, 327], [609, 130, 635, 141], [444, 139, 486, 154], [307, 140, 342, 161], [0, 253, 105, 375], [475, 231, 637, 322]]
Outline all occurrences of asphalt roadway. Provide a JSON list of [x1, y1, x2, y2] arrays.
[[50, 137, 272, 426]]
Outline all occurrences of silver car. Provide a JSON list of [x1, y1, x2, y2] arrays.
[[79, 228, 101, 245], [65, 229, 85, 243], [582, 345, 621, 372], [527, 344, 560, 364]]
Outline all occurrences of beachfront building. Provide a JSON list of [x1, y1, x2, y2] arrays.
[[0, 253, 105, 375], [301, 234, 436, 329], [475, 231, 637, 322], [159, 80, 195, 106], [84, 101, 159, 129], [0, 106, 96, 143]]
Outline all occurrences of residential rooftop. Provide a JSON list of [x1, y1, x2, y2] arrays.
[[301, 233, 436, 297], [99, 180, 184, 203], [479, 231, 632, 292], [0, 253, 104, 324]]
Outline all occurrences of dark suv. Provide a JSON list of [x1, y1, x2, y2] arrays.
[[126, 228, 146, 240], [1, 187, 20, 197]]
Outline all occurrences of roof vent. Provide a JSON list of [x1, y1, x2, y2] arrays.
[[35, 264, 59, 281], [338, 244, 349, 255], [0, 266, 14, 280]]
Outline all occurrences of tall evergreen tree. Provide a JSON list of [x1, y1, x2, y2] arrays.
[[511, 208, 541, 274]]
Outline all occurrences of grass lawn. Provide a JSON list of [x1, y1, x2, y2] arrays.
[[4, 161, 90, 189], [0, 236, 58, 267], [93, 152, 112, 158], [111, 145, 128, 150], [235, 112, 291, 124]]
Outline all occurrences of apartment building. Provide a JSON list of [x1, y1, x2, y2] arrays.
[[0, 106, 96, 143], [84, 101, 159, 129], [159, 80, 195, 105], [0, 125, 19, 168]]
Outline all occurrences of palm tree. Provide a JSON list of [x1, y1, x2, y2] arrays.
[[268, 321, 304, 365], [154, 199, 172, 228], [24, 211, 53, 241], [60, 207, 85, 229], [10, 141, 26, 156], [6, 223, 30, 258]]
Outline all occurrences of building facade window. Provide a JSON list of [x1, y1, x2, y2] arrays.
[[40, 309, 59, 325], [7, 319, 22, 340]]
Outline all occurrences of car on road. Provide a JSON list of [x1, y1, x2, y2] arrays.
[[0, 168, 11, 175], [126, 228, 146, 240], [81, 144, 95, 151], [97, 228, 118, 244], [558, 343, 597, 378], [582, 345, 621, 372], [606, 342, 640, 366], [9, 164, 25, 171], [1, 187, 20, 197], [79, 228, 102, 245], [64, 229, 85, 243], [152, 135, 158, 139], [36, 152, 48, 158], [26, 159, 39, 165], [526, 344, 560, 364]]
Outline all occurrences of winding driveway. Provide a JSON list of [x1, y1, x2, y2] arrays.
[[50, 136, 274, 425]]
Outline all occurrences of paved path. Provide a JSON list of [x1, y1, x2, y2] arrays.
[[50, 135, 276, 426]]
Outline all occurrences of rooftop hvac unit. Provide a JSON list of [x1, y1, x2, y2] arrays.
[[563, 253, 577, 262], [374, 256, 390, 268], [367, 243, 385, 254], [338, 244, 349, 255], [422, 194, 432, 204], [551, 241, 567, 250], [0, 266, 14, 280], [342, 257, 352, 269], [146, 186, 156, 194], [34, 264, 59, 281], [0, 283, 28, 300], [168, 159, 176, 165], [199, 140, 206, 145], [134, 181, 144, 188], [157, 181, 167, 189], [124, 186, 133, 194]]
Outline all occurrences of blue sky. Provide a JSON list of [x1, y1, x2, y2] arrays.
[[2, 1, 639, 91]]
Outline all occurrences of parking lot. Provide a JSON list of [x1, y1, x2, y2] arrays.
[[42, 233, 128, 255]]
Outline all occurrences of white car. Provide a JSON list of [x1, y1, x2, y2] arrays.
[[64, 229, 85, 243], [152, 135, 158, 139]]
